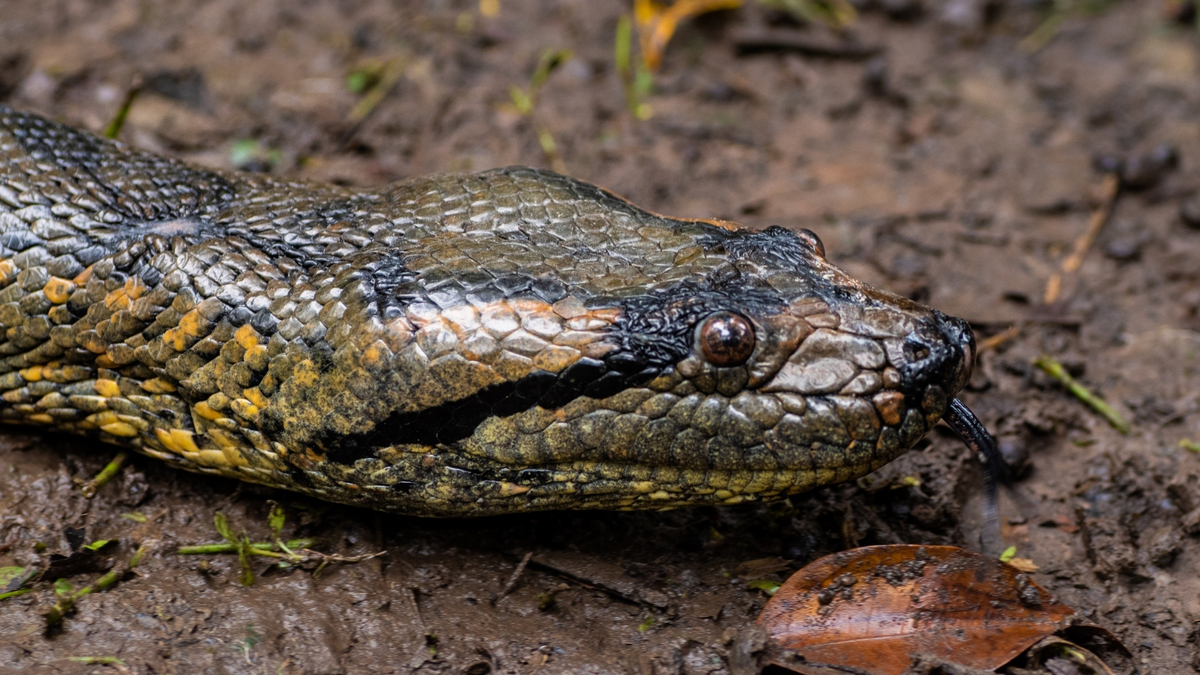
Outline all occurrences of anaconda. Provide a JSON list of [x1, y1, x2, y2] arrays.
[[0, 106, 991, 516]]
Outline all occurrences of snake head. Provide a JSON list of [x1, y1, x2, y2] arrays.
[[581, 223, 978, 501]]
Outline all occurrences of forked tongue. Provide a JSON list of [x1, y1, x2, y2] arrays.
[[942, 398, 1007, 555]]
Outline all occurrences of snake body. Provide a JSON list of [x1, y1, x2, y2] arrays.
[[0, 107, 976, 516]]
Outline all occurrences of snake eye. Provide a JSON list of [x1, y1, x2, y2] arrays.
[[796, 228, 826, 258], [698, 312, 756, 367]]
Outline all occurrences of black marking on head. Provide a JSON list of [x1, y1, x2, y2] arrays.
[[320, 358, 657, 465], [611, 280, 787, 368]]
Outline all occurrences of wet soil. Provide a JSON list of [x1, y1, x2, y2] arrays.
[[1, 1, 1199, 673]]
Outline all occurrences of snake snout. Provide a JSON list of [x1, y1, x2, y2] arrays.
[[894, 314, 975, 397], [946, 315, 976, 391]]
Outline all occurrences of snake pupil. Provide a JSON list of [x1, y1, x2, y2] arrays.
[[698, 312, 755, 367]]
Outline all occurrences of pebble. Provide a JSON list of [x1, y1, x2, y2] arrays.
[[1103, 236, 1141, 261], [998, 436, 1030, 477], [1120, 143, 1179, 191]]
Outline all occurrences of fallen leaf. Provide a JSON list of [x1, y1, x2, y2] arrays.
[[1008, 557, 1040, 573], [757, 545, 1119, 675], [636, 0, 743, 71]]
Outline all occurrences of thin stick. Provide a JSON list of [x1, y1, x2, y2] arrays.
[[81, 451, 130, 498], [1042, 274, 1062, 306], [1033, 354, 1130, 434], [496, 552, 533, 602], [102, 76, 143, 140], [977, 324, 1021, 354], [348, 56, 407, 124], [1044, 173, 1119, 304], [43, 543, 150, 626], [177, 539, 316, 555], [1062, 173, 1120, 273]]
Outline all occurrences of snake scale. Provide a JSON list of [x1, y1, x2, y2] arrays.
[[0, 106, 991, 516]]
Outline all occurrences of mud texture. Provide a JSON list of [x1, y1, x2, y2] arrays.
[[1, 1, 1199, 673]]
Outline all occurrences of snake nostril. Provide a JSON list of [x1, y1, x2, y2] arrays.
[[903, 336, 932, 363]]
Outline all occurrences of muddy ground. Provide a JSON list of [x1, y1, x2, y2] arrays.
[[1, 0, 1199, 673]]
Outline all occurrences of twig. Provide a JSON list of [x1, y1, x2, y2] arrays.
[[338, 55, 408, 150], [348, 56, 407, 124], [1044, 173, 1119, 304], [302, 549, 386, 564], [616, 15, 653, 120], [1062, 173, 1120, 273], [1033, 354, 1130, 434], [67, 657, 126, 666], [68, 656, 131, 674], [42, 543, 151, 627], [496, 552, 533, 602], [509, 49, 572, 173], [81, 451, 130, 498], [177, 539, 316, 555], [977, 325, 1022, 354], [102, 76, 143, 140], [304, 548, 387, 578], [525, 554, 667, 607], [186, 509, 385, 584]]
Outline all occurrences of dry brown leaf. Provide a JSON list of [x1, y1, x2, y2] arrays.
[[1007, 556, 1040, 573], [757, 545, 1119, 675]]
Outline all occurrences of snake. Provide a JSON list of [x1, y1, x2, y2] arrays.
[[0, 105, 996, 517]]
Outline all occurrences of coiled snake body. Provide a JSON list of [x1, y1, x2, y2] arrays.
[[0, 107, 981, 516]]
